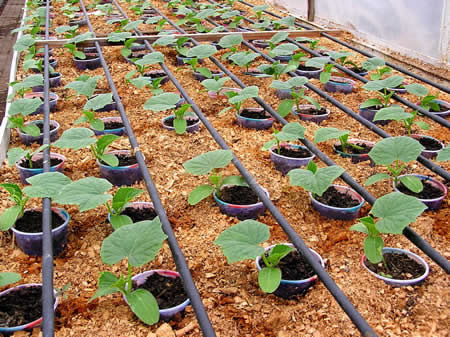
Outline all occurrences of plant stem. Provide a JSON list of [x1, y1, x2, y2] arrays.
[[126, 261, 132, 295]]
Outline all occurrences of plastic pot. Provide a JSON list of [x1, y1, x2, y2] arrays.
[[255, 244, 324, 298], [73, 53, 101, 70], [11, 208, 69, 256], [292, 104, 330, 124], [269, 144, 315, 175], [93, 117, 126, 136], [90, 94, 118, 112], [32, 72, 61, 91], [207, 87, 241, 99], [23, 92, 58, 115], [18, 120, 60, 145], [107, 201, 155, 230], [273, 55, 292, 62], [411, 134, 444, 159], [236, 108, 274, 130], [69, 16, 87, 26], [16, 152, 65, 185], [361, 247, 429, 287], [0, 284, 59, 335], [97, 150, 143, 186], [213, 185, 268, 220], [175, 55, 203, 66], [143, 8, 156, 14], [296, 65, 323, 79], [143, 70, 169, 85], [324, 76, 356, 94], [251, 40, 269, 49], [388, 83, 407, 94], [333, 139, 375, 164], [429, 99, 450, 117], [359, 105, 390, 125], [310, 185, 365, 220], [193, 70, 224, 82], [162, 115, 200, 133], [124, 270, 190, 321], [393, 174, 447, 211]]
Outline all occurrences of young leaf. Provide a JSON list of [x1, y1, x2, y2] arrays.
[[183, 149, 233, 175], [0, 272, 21, 287], [288, 165, 345, 196], [276, 122, 305, 141], [218, 33, 243, 49], [368, 136, 424, 166], [266, 244, 293, 266], [23, 172, 72, 198], [143, 93, 180, 111], [14, 35, 35, 52], [111, 187, 143, 213], [364, 236, 384, 263], [110, 214, 133, 230], [277, 99, 294, 117], [126, 289, 159, 325], [7, 147, 28, 167], [398, 175, 423, 194], [200, 77, 230, 93], [258, 266, 281, 293], [229, 52, 259, 68], [89, 271, 120, 302], [84, 93, 113, 111], [0, 206, 23, 231], [221, 175, 247, 186], [364, 173, 391, 186], [185, 44, 217, 59], [188, 184, 215, 205], [65, 75, 101, 97], [107, 32, 132, 42], [270, 31, 289, 45], [314, 127, 349, 144], [53, 128, 97, 150], [436, 146, 450, 162], [173, 118, 187, 135], [8, 98, 42, 116], [373, 106, 412, 122], [361, 57, 385, 71], [268, 43, 298, 57], [134, 52, 164, 66], [405, 83, 428, 97], [360, 98, 383, 109]]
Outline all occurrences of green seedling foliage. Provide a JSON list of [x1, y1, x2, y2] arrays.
[[360, 75, 405, 109], [314, 127, 363, 154], [0, 272, 21, 287], [268, 43, 298, 58], [106, 187, 143, 230], [257, 61, 296, 80], [326, 51, 358, 68], [55, 25, 79, 39], [405, 83, 440, 112], [63, 32, 93, 59], [200, 76, 230, 94], [373, 106, 429, 136], [8, 97, 42, 117], [14, 35, 35, 52], [361, 57, 392, 80], [74, 110, 104, 131], [220, 86, 259, 115], [218, 33, 243, 60], [252, 4, 269, 19], [133, 52, 164, 74], [144, 92, 180, 111], [262, 122, 305, 154], [436, 146, 450, 162], [7, 144, 49, 169], [272, 16, 295, 29], [9, 74, 43, 99], [173, 104, 192, 135], [229, 52, 259, 72], [65, 75, 102, 98], [120, 38, 137, 58]]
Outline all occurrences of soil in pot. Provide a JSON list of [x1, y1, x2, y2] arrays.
[[76, 53, 99, 61], [18, 157, 63, 169], [297, 64, 320, 71], [239, 109, 269, 120], [14, 210, 64, 233], [298, 107, 328, 116], [100, 154, 137, 166], [314, 186, 360, 208], [346, 66, 367, 74], [0, 286, 54, 327], [121, 207, 157, 222], [104, 120, 124, 130], [132, 273, 187, 310], [334, 143, 371, 155], [260, 250, 315, 281], [275, 147, 312, 158], [163, 116, 199, 127], [219, 185, 259, 205], [416, 136, 443, 151], [364, 252, 425, 280], [396, 181, 444, 199]]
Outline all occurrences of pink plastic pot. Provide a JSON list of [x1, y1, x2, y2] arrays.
[[161, 115, 200, 133], [16, 152, 65, 184], [292, 104, 330, 124], [411, 134, 444, 159], [18, 120, 60, 145], [236, 108, 274, 130], [324, 76, 356, 94], [97, 150, 143, 186], [269, 144, 315, 175]]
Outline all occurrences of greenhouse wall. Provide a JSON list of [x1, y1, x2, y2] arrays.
[[270, 0, 450, 65]]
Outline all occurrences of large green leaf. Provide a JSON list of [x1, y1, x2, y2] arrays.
[[200, 77, 230, 93], [229, 86, 259, 104], [229, 52, 259, 67], [8, 98, 42, 116], [270, 31, 289, 44], [183, 149, 233, 175], [405, 83, 428, 97], [143, 93, 180, 111], [111, 187, 143, 213], [361, 57, 385, 71], [368, 136, 424, 165], [24, 172, 72, 198], [134, 52, 164, 66], [314, 127, 349, 144], [364, 236, 384, 264], [288, 165, 345, 196], [362, 75, 404, 91], [268, 43, 298, 57], [101, 218, 167, 266], [373, 106, 412, 122], [123, 20, 143, 31], [0, 272, 21, 287], [53, 177, 113, 212], [258, 266, 281, 293], [436, 146, 450, 162], [65, 75, 101, 97], [214, 220, 269, 263], [186, 44, 217, 59], [126, 289, 159, 325], [188, 184, 214, 205], [276, 122, 305, 141], [84, 93, 113, 111], [68, 32, 93, 45], [107, 32, 132, 42], [89, 271, 120, 302], [14, 35, 35, 52], [0, 205, 22, 231], [371, 192, 427, 234], [7, 147, 27, 167], [218, 33, 243, 48]]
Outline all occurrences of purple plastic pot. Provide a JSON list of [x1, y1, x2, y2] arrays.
[[333, 139, 375, 164], [11, 208, 69, 256], [98, 150, 143, 186], [324, 76, 356, 94], [429, 99, 450, 117], [193, 70, 224, 82], [16, 152, 65, 185], [269, 144, 315, 175], [90, 94, 118, 112], [23, 92, 58, 115], [292, 104, 330, 124], [93, 117, 126, 136], [361, 247, 429, 287], [255, 244, 324, 298], [124, 270, 190, 322], [213, 185, 268, 220], [296, 65, 323, 79], [143, 70, 169, 85], [0, 284, 58, 335], [162, 115, 200, 133], [32, 72, 61, 91], [73, 53, 101, 70], [83, 46, 98, 54], [310, 185, 365, 220], [393, 174, 447, 211], [236, 108, 274, 130], [411, 134, 444, 159], [18, 120, 60, 145], [275, 88, 304, 100], [107, 201, 155, 230], [251, 40, 269, 49], [207, 87, 241, 99], [175, 55, 203, 66], [359, 105, 390, 125]]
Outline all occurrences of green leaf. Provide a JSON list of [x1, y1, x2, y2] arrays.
[[218, 33, 243, 48], [364, 173, 391, 186], [270, 31, 289, 44], [68, 32, 93, 45], [349, 222, 369, 234], [54, 128, 96, 150], [8, 98, 42, 116], [90, 118, 105, 131], [221, 175, 247, 186], [361, 57, 385, 71], [14, 35, 35, 52], [65, 75, 101, 97], [288, 165, 345, 196], [152, 36, 177, 46], [21, 123, 41, 137], [0, 272, 21, 287], [258, 266, 281, 293], [173, 118, 187, 135], [266, 244, 293, 266], [144, 93, 180, 111], [186, 44, 217, 59], [214, 220, 269, 263], [0, 205, 22, 231], [111, 187, 143, 213], [84, 93, 113, 111], [107, 32, 132, 42], [101, 218, 167, 266], [414, 121, 429, 130], [129, 76, 151, 89], [89, 271, 120, 302], [368, 136, 424, 165], [360, 98, 382, 109], [363, 75, 404, 91], [277, 99, 294, 118], [99, 153, 119, 167], [276, 122, 305, 141], [405, 83, 428, 97], [54, 177, 113, 212], [135, 52, 164, 66], [314, 127, 349, 144], [188, 184, 214, 205], [7, 147, 27, 167], [371, 192, 427, 234], [200, 77, 230, 93], [24, 172, 72, 198], [436, 146, 450, 162], [110, 214, 133, 230], [373, 106, 412, 122], [126, 289, 159, 325], [364, 236, 384, 264], [229, 52, 259, 68], [229, 86, 258, 104], [268, 43, 298, 57], [399, 175, 423, 193], [183, 149, 233, 175], [197, 67, 212, 79]]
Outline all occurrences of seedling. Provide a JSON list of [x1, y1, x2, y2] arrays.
[[184, 44, 217, 77], [267, 32, 289, 50], [61, 3, 80, 18], [373, 106, 429, 136], [8, 74, 43, 99], [405, 83, 440, 112], [228, 51, 259, 72], [7, 97, 43, 136], [65, 74, 102, 99], [288, 161, 345, 198], [252, 19, 271, 30], [200, 76, 231, 95], [172, 104, 194, 134], [89, 218, 168, 324], [145, 16, 167, 32], [362, 57, 392, 81], [360, 75, 405, 109], [218, 33, 243, 60], [262, 122, 306, 154], [268, 43, 299, 59], [272, 16, 295, 30], [257, 61, 295, 80], [365, 136, 425, 193], [63, 32, 94, 60], [351, 192, 426, 264], [326, 51, 358, 68], [314, 127, 364, 154], [219, 85, 259, 116], [55, 25, 79, 39], [214, 220, 294, 293], [130, 52, 164, 75], [144, 92, 181, 112], [125, 73, 164, 95], [0, 273, 21, 287], [305, 57, 336, 84], [183, 149, 247, 205], [74, 93, 115, 131], [129, 2, 149, 15], [252, 4, 269, 20], [7, 144, 49, 169], [95, 3, 114, 16], [295, 37, 322, 51]]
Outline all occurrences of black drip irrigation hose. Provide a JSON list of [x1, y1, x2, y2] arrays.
[[153, 6, 450, 274], [78, 1, 217, 336], [237, 0, 450, 94]]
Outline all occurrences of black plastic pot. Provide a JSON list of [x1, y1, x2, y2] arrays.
[[73, 53, 101, 71], [18, 120, 60, 145]]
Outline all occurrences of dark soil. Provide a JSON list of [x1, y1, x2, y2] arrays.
[[313, 186, 360, 208], [164, 116, 199, 127], [334, 142, 371, 155], [417, 136, 443, 151], [260, 250, 315, 280], [143, 71, 167, 79], [347, 66, 366, 74], [274, 147, 312, 158], [101, 154, 137, 166], [365, 252, 426, 280], [240, 109, 270, 119], [219, 185, 259, 205], [14, 210, 65, 233], [104, 121, 124, 130], [18, 157, 63, 169], [297, 107, 328, 115], [0, 286, 54, 327], [132, 273, 188, 309], [77, 53, 99, 60], [49, 72, 60, 78], [297, 64, 320, 71], [36, 123, 57, 133], [121, 206, 157, 222], [397, 180, 444, 199]]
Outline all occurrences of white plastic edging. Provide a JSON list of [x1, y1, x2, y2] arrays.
[[0, 0, 29, 166]]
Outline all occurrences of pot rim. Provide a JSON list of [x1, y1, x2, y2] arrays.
[[161, 115, 200, 130], [292, 104, 330, 116], [393, 174, 447, 202], [237, 108, 273, 122], [11, 207, 69, 236], [97, 150, 140, 169], [23, 91, 58, 101], [309, 184, 365, 211], [15, 152, 66, 172], [410, 134, 444, 153], [18, 119, 60, 136], [333, 138, 375, 158], [96, 116, 124, 132], [327, 76, 356, 86], [269, 144, 315, 161]]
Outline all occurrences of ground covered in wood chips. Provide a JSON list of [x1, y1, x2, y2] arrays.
[[0, 0, 449, 336]]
